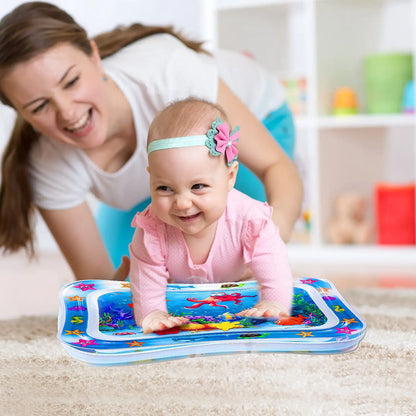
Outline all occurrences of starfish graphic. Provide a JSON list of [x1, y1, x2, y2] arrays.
[[65, 329, 84, 336], [342, 318, 358, 325], [300, 279, 317, 285], [336, 327, 355, 335], [72, 339, 98, 347], [67, 295, 85, 302], [296, 331, 313, 338], [126, 341, 144, 347], [68, 305, 87, 311], [74, 283, 96, 292]]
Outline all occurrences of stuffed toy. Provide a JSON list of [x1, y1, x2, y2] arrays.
[[327, 192, 372, 244]]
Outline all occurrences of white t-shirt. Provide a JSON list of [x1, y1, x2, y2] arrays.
[[29, 34, 285, 211]]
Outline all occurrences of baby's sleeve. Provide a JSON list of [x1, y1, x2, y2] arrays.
[[129, 211, 169, 325], [243, 215, 293, 312]]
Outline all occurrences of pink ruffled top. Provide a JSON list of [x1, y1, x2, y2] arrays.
[[129, 189, 293, 323]]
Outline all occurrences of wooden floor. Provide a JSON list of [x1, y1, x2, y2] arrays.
[[1, 250, 416, 320]]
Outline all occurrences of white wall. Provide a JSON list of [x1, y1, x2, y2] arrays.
[[0, 0, 214, 252]]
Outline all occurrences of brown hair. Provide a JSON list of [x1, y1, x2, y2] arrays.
[[0, 1, 207, 256]]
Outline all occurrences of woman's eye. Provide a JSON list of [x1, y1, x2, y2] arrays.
[[32, 101, 48, 114], [65, 76, 79, 89]]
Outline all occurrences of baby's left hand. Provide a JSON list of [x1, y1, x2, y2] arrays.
[[236, 300, 289, 318]]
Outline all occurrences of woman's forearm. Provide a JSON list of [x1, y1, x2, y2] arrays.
[[263, 160, 303, 242]]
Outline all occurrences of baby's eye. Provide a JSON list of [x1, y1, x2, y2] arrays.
[[191, 183, 207, 191], [156, 185, 172, 192]]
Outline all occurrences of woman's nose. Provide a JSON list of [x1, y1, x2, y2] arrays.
[[55, 96, 75, 123]]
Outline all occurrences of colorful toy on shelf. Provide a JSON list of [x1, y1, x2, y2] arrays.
[[332, 87, 358, 116], [58, 278, 366, 366], [327, 192, 372, 245], [375, 183, 415, 245], [282, 77, 307, 116], [364, 53, 413, 114]]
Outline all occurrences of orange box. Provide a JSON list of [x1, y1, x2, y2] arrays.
[[375, 183, 415, 245]]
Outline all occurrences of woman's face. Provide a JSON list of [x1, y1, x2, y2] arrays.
[[0, 42, 110, 149]]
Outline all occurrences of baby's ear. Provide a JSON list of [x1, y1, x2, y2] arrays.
[[146, 166, 150, 174], [227, 161, 239, 191]]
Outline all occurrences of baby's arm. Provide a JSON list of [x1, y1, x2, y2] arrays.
[[240, 214, 294, 319], [141, 310, 189, 334]]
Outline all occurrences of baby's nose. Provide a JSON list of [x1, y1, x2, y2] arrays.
[[174, 193, 192, 210]]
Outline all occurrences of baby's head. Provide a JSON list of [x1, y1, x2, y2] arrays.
[[147, 98, 239, 167], [146, 99, 239, 236]]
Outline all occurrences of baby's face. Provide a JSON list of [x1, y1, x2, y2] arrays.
[[148, 145, 238, 239]]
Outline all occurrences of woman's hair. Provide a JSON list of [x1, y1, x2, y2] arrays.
[[0, 1, 207, 256]]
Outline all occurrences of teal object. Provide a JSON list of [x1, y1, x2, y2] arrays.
[[58, 278, 367, 366], [402, 80, 415, 113], [96, 102, 295, 268], [96, 198, 151, 269]]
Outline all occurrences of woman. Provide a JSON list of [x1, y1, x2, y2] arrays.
[[0, 1, 302, 280]]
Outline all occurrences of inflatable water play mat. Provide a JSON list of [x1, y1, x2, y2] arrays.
[[58, 278, 366, 366]]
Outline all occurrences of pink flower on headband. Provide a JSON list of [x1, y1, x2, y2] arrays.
[[214, 122, 239, 165]]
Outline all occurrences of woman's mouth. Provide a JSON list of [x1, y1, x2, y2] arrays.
[[65, 109, 93, 136]]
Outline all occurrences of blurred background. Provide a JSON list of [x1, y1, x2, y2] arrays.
[[1, 0, 416, 318]]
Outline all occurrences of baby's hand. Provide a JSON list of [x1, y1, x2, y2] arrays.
[[141, 310, 189, 334], [236, 300, 289, 318]]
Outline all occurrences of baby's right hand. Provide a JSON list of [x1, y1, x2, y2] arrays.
[[141, 310, 189, 334]]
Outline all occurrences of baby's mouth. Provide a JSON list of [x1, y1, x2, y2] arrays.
[[178, 213, 201, 222]]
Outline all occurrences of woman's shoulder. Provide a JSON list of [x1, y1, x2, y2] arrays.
[[103, 33, 196, 67], [103, 33, 217, 107]]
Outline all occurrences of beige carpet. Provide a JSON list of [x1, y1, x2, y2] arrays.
[[1, 287, 415, 416]]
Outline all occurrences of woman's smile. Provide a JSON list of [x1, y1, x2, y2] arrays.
[[64, 108, 94, 137]]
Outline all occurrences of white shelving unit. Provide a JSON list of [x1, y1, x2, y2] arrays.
[[1, 0, 415, 269], [213, 0, 416, 268]]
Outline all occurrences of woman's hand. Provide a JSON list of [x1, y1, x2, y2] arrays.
[[235, 300, 289, 318], [141, 310, 189, 334], [113, 255, 130, 281]]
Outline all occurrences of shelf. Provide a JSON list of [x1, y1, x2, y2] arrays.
[[295, 114, 416, 130], [216, 0, 303, 11], [288, 244, 416, 268], [317, 114, 416, 129]]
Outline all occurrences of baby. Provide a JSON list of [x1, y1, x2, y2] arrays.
[[129, 98, 293, 334]]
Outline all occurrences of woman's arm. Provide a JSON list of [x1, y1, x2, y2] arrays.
[[39, 202, 116, 280], [217, 78, 303, 242]]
